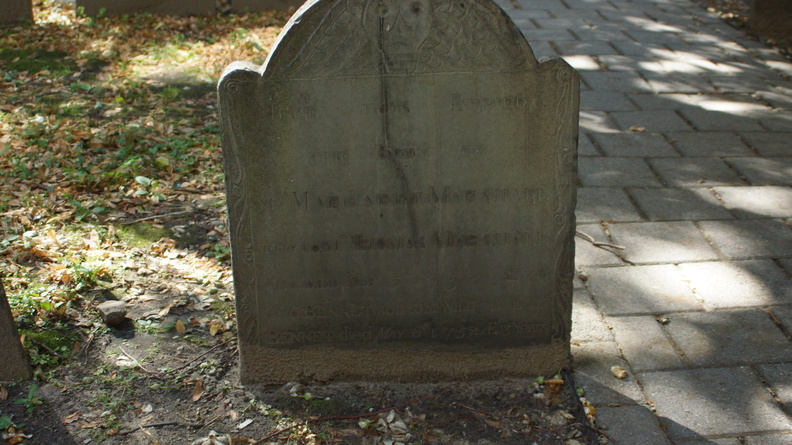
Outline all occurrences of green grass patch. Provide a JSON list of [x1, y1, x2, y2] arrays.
[[0, 49, 76, 74], [116, 223, 172, 248]]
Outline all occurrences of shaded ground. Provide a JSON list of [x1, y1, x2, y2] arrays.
[[697, 0, 792, 56]]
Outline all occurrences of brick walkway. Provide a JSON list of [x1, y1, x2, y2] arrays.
[[495, 0, 792, 442]]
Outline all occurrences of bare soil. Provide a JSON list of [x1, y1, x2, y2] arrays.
[[1, 301, 601, 444]]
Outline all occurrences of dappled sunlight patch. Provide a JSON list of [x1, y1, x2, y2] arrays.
[[622, 15, 685, 33], [579, 111, 619, 133], [698, 98, 768, 113], [0, 0, 289, 377]]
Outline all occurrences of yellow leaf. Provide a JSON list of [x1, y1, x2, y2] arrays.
[[175, 320, 186, 334], [209, 320, 224, 337], [47, 229, 61, 246]]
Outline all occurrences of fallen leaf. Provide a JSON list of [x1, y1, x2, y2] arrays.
[[544, 378, 565, 396], [484, 419, 502, 429], [611, 365, 628, 379], [0, 385, 8, 401], [62, 412, 81, 424], [47, 229, 61, 246], [7, 436, 26, 445], [158, 303, 174, 317], [192, 380, 205, 402], [209, 320, 224, 336], [30, 247, 55, 259], [175, 319, 186, 334]]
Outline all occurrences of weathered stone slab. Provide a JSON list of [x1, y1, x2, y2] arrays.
[[76, 0, 215, 17], [219, 0, 579, 383], [232, 0, 305, 12], [0, 279, 32, 381], [0, 0, 32, 24]]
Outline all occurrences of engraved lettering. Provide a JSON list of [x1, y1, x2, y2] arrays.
[[363, 101, 410, 115], [286, 187, 546, 210], [451, 94, 534, 112], [311, 150, 350, 166], [266, 103, 317, 119]]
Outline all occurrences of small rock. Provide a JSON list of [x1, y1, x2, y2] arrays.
[[36, 383, 62, 402], [548, 410, 570, 426], [97, 301, 128, 326]]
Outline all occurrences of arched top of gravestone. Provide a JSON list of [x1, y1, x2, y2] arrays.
[[235, 0, 538, 79]]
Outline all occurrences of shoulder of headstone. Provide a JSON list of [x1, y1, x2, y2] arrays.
[[218, 61, 262, 88]]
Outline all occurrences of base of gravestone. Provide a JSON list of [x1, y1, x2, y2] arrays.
[[0, 0, 33, 24], [231, 0, 304, 12], [75, 0, 215, 17], [0, 279, 32, 381], [240, 342, 571, 383]]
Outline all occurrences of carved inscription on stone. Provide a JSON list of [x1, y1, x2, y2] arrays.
[[220, 0, 579, 382]]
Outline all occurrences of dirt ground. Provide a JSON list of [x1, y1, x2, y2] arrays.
[[1, 295, 602, 445]]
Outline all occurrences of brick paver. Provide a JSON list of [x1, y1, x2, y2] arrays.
[[498, 0, 792, 440]]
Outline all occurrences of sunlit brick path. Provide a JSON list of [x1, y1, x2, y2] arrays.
[[495, 0, 792, 442]]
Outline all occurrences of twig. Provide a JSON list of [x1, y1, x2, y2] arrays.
[[118, 346, 162, 377], [119, 420, 204, 436], [253, 421, 305, 444], [28, 338, 64, 359], [455, 403, 498, 419], [253, 387, 455, 445], [170, 338, 235, 373], [120, 210, 196, 225], [575, 230, 626, 250], [169, 188, 210, 195], [81, 326, 100, 362], [202, 413, 224, 429]]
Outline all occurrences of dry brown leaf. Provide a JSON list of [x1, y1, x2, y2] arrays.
[[158, 303, 174, 317], [209, 320, 224, 337], [483, 419, 502, 429], [62, 412, 81, 424], [544, 378, 565, 396], [31, 246, 55, 259], [175, 319, 186, 334], [192, 380, 205, 402], [0, 385, 8, 401]]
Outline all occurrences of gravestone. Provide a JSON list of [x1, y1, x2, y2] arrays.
[[75, 0, 304, 16], [0, 0, 33, 24], [219, 0, 579, 383], [76, 0, 215, 17], [232, 0, 304, 13], [0, 279, 32, 381]]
